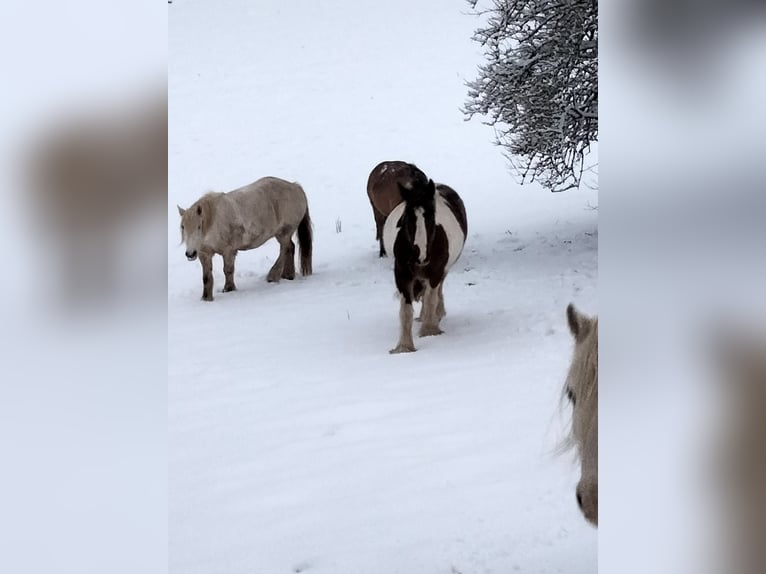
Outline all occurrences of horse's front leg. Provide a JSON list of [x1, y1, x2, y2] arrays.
[[199, 253, 214, 301], [390, 295, 416, 354], [223, 251, 237, 292], [436, 281, 446, 320], [419, 283, 444, 337]]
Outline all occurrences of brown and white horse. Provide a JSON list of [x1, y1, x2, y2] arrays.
[[383, 178, 467, 353], [367, 161, 428, 257]]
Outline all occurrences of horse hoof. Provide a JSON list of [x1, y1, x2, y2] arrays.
[[419, 326, 443, 337], [223, 285, 236, 292], [266, 276, 280, 283], [201, 295, 214, 302], [389, 344, 416, 354], [281, 275, 295, 281]]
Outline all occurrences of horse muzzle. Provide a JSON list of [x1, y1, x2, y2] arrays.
[[185, 250, 197, 261]]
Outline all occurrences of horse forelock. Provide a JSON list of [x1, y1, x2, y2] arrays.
[[399, 176, 435, 207], [186, 193, 219, 234]]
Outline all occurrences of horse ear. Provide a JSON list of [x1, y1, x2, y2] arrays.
[[197, 205, 203, 216], [177, 205, 185, 217], [567, 303, 586, 340]]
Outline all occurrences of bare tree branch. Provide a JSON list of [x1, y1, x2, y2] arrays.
[[464, 0, 598, 191]]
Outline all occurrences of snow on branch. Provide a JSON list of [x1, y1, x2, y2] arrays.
[[465, 0, 598, 191]]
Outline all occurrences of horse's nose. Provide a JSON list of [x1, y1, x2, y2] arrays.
[[186, 250, 197, 260], [576, 480, 598, 526]]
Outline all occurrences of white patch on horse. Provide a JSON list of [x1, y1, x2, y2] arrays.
[[382, 202, 405, 258], [413, 207, 427, 262], [434, 194, 466, 268]]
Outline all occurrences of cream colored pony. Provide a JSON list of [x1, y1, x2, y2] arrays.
[[716, 331, 766, 574], [564, 303, 598, 526], [178, 177, 312, 301]]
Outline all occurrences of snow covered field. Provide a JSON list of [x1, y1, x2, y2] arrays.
[[169, 1, 598, 572]]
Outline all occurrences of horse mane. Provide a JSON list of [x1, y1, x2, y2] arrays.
[[558, 317, 598, 453], [575, 319, 598, 401], [564, 319, 598, 399], [192, 192, 222, 234], [398, 178, 435, 208]]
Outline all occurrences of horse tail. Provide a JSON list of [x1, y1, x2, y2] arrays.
[[297, 206, 313, 276]]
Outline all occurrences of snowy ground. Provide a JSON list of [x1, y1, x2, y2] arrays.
[[169, 1, 598, 573]]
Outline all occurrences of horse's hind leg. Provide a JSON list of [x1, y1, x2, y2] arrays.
[[419, 283, 444, 337], [266, 251, 284, 283], [373, 208, 387, 257], [267, 228, 293, 282], [281, 238, 296, 280], [223, 251, 237, 292]]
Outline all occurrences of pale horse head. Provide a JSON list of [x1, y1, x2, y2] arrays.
[[177, 202, 207, 261], [564, 303, 598, 526]]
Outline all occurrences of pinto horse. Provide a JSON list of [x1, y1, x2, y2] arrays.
[[383, 178, 467, 353]]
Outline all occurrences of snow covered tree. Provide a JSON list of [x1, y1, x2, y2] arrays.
[[464, 0, 598, 191]]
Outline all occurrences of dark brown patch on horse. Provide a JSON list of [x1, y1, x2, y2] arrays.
[[367, 161, 429, 257]]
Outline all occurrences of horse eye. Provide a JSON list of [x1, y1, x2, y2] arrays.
[[180, 225, 184, 230], [566, 388, 576, 405]]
